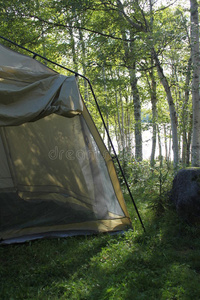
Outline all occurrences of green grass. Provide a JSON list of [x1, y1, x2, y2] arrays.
[[1, 164, 200, 299]]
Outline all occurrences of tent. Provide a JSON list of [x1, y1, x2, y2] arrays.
[[0, 42, 133, 244]]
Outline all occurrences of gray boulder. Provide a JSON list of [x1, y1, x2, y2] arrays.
[[171, 168, 200, 224]]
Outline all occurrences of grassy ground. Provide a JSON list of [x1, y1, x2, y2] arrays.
[[1, 163, 200, 299]]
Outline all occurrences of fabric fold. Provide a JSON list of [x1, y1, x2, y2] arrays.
[[0, 44, 83, 126]]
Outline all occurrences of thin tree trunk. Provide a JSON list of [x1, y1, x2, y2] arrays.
[[111, 68, 124, 153], [150, 105, 157, 166], [187, 114, 193, 165], [182, 57, 192, 165], [116, 0, 143, 161], [102, 65, 111, 152], [120, 89, 125, 151], [129, 64, 142, 161], [149, 56, 157, 167], [77, 24, 89, 102], [190, 0, 200, 166], [153, 49, 179, 167], [126, 94, 132, 154], [68, 20, 78, 73], [169, 129, 172, 163], [157, 124, 163, 167], [114, 114, 122, 153], [164, 124, 168, 163], [149, 0, 158, 167], [115, 88, 123, 151]]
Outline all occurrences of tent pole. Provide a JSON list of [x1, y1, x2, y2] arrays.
[[86, 80, 145, 232], [0, 35, 145, 232]]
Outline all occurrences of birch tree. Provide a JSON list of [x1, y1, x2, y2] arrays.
[[190, 0, 200, 166]]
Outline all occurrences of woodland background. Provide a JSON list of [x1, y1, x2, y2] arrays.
[[1, 2, 200, 299], [1, 0, 199, 169]]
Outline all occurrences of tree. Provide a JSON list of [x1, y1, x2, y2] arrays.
[[190, 0, 200, 166]]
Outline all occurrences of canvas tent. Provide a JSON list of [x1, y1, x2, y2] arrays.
[[0, 43, 132, 244]]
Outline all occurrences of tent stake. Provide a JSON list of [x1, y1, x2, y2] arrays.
[[0, 35, 145, 232]]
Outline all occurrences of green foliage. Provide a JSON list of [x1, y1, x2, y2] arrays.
[[116, 156, 175, 217], [0, 0, 194, 167]]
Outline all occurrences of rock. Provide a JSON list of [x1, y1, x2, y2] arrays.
[[171, 168, 200, 224]]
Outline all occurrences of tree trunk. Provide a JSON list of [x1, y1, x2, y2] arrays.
[[115, 87, 123, 152], [149, 56, 157, 167], [102, 65, 111, 152], [77, 23, 89, 102], [120, 89, 125, 150], [190, 0, 200, 166], [126, 93, 132, 154], [68, 20, 78, 73], [187, 114, 193, 165], [123, 85, 132, 155], [114, 114, 122, 153], [157, 124, 163, 167], [182, 57, 192, 165], [164, 124, 168, 163], [169, 129, 172, 163], [116, 0, 143, 161], [153, 49, 179, 166], [129, 65, 142, 161], [149, 0, 158, 166]]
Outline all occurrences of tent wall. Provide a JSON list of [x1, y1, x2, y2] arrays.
[[0, 113, 131, 243]]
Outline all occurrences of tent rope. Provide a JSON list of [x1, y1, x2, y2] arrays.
[[0, 35, 145, 232]]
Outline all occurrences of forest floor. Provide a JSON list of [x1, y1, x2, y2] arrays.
[[1, 163, 200, 300]]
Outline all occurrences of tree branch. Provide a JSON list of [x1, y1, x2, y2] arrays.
[[116, 0, 145, 31], [26, 14, 135, 42]]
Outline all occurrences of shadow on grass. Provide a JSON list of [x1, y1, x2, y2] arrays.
[[79, 208, 200, 300], [1, 208, 200, 300], [0, 234, 112, 299]]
